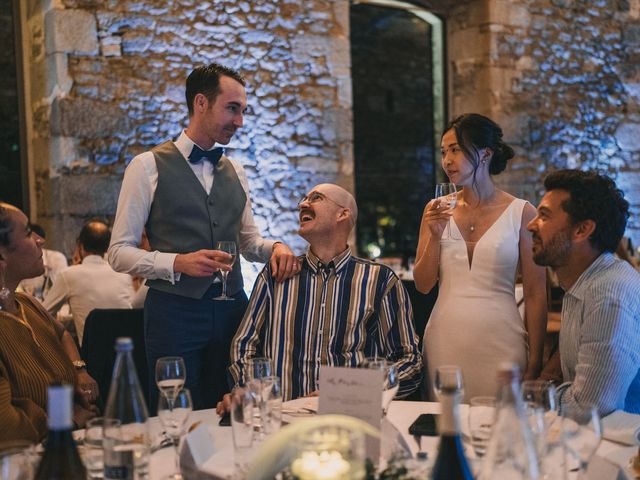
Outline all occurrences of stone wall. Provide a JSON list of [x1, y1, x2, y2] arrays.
[[446, 0, 640, 243], [26, 0, 353, 276], [18, 0, 640, 261]]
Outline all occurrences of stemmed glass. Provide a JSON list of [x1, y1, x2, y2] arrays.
[[213, 240, 237, 301], [561, 404, 602, 478], [434, 365, 464, 399], [156, 357, 186, 409], [362, 357, 399, 415], [158, 389, 193, 480], [435, 183, 460, 240], [259, 376, 283, 435]]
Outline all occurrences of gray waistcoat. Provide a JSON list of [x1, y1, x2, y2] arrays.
[[145, 141, 247, 298]]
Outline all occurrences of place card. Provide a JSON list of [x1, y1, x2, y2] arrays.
[[318, 366, 384, 461], [181, 422, 217, 469]]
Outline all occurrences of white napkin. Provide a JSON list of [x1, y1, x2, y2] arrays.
[[602, 410, 640, 446]]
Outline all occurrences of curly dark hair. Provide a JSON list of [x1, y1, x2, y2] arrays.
[[544, 169, 629, 253], [185, 63, 246, 117], [445, 113, 515, 177]]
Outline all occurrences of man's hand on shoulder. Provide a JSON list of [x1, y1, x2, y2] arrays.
[[270, 243, 300, 283], [174, 250, 233, 277]]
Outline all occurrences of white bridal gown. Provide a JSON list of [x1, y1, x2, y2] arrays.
[[423, 198, 528, 402]]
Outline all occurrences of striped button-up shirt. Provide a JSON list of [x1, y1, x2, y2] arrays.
[[229, 248, 422, 401], [558, 253, 640, 415]]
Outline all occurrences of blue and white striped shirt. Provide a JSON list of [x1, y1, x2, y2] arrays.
[[229, 248, 422, 401], [559, 253, 640, 415]]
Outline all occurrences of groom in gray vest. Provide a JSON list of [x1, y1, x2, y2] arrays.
[[108, 63, 299, 410]]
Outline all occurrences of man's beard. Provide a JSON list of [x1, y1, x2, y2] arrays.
[[533, 228, 572, 268]]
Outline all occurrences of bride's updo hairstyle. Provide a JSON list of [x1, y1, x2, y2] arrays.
[[445, 113, 515, 176]]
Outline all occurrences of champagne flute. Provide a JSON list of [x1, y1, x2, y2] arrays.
[[213, 240, 237, 301], [155, 356, 186, 408], [561, 404, 602, 478], [435, 183, 459, 240], [158, 389, 193, 480], [230, 386, 254, 473]]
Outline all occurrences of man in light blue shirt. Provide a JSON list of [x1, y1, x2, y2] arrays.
[[528, 169, 640, 415]]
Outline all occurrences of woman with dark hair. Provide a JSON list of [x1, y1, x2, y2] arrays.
[[414, 113, 547, 400], [0, 202, 98, 442]]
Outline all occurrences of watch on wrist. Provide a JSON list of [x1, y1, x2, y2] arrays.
[[72, 360, 87, 371]]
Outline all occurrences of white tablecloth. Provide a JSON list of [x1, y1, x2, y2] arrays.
[[149, 400, 638, 479]]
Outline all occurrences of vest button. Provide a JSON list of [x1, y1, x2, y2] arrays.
[[208, 200, 214, 206], [212, 221, 218, 227]]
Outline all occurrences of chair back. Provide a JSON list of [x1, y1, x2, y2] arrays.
[[81, 308, 148, 408]]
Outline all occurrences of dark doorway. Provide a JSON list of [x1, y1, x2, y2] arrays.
[[0, 0, 25, 209], [350, 1, 442, 263]]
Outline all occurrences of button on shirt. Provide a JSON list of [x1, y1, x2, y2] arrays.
[[108, 130, 275, 283], [230, 248, 422, 401], [559, 252, 640, 415]]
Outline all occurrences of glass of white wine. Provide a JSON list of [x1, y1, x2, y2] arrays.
[[213, 240, 237, 301], [435, 183, 460, 240], [155, 356, 186, 409]]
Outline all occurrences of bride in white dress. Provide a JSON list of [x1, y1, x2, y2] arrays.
[[414, 113, 547, 401]]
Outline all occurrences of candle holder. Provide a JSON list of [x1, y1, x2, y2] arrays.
[[289, 425, 365, 480]]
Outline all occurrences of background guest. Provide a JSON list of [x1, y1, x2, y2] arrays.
[[414, 113, 547, 401], [43, 220, 134, 345], [0, 203, 98, 442], [18, 224, 68, 301]]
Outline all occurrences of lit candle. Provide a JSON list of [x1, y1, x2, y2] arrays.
[[290, 450, 351, 480]]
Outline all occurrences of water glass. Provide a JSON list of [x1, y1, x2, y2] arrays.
[[158, 389, 193, 480], [561, 404, 602, 477], [468, 396, 496, 458], [522, 380, 558, 457], [231, 386, 254, 471], [246, 357, 273, 381], [434, 365, 464, 398], [0, 444, 36, 480], [259, 376, 282, 435], [84, 417, 117, 479], [361, 357, 399, 415]]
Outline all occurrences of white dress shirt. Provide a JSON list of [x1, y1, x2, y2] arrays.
[[108, 131, 275, 284], [43, 255, 135, 344]]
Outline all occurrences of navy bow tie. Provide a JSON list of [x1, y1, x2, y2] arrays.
[[188, 145, 224, 165]]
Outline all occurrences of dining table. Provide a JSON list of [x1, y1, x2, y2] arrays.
[[146, 399, 639, 480]]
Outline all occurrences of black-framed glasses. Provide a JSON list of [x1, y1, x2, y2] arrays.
[[298, 191, 346, 208]]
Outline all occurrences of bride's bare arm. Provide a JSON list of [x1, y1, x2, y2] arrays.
[[414, 200, 449, 294]]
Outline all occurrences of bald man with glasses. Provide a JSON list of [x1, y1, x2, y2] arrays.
[[217, 183, 421, 412]]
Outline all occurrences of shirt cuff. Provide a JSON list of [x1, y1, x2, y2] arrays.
[[155, 252, 179, 284], [262, 240, 278, 260]]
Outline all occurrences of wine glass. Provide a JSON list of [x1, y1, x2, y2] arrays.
[[561, 404, 602, 478], [155, 357, 186, 408], [213, 241, 237, 301], [158, 389, 193, 480], [362, 357, 399, 415], [435, 183, 459, 240], [434, 365, 464, 399]]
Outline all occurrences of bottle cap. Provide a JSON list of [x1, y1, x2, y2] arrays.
[[115, 337, 134, 352], [47, 384, 73, 430]]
